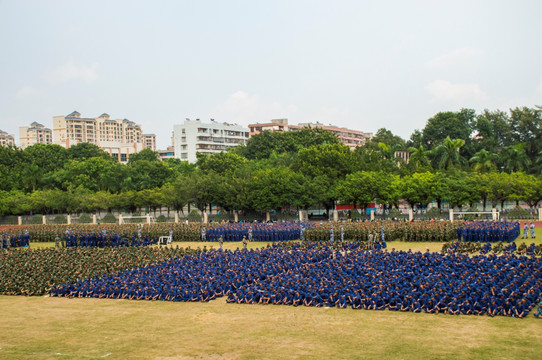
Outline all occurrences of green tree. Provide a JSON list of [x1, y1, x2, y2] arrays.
[[21, 163, 43, 192], [366, 128, 406, 151], [0, 145, 22, 191], [57, 158, 124, 192], [22, 144, 67, 175], [501, 143, 530, 173], [397, 172, 436, 209], [128, 148, 160, 163], [472, 109, 513, 154], [293, 142, 354, 180], [446, 172, 481, 208], [336, 171, 391, 211], [237, 128, 339, 160], [406, 145, 433, 172], [508, 106, 542, 171], [3, 191, 33, 215], [248, 166, 307, 211], [125, 160, 173, 190], [433, 136, 466, 170], [469, 149, 498, 173], [486, 172, 512, 210], [421, 109, 475, 154], [196, 151, 248, 175], [66, 142, 111, 161]]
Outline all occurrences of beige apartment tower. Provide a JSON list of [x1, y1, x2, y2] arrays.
[[19, 122, 53, 149], [0, 129, 16, 147], [53, 111, 146, 162]]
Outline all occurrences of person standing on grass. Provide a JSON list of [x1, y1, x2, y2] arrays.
[[522, 222, 529, 239], [530, 222, 536, 239], [368, 232, 374, 249]]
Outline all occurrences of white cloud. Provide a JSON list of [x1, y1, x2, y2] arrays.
[[425, 47, 482, 68], [426, 80, 489, 102], [498, 77, 542, 110], [16, 86, 41, 99], [535, 78, 542, 97], [45, 58, 98, 84], [212, 91, 353, 130], [212, 91, 300, 125]]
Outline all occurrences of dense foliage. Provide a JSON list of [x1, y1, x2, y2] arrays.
[[1, 106, 542, 216]]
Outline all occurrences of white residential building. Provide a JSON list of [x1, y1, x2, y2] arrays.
[[173, 119, 249, 163]]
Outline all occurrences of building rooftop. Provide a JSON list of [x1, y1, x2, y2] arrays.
[[67, 111, 81, 117]]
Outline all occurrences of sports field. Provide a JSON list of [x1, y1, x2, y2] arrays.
[[1, 293, 541, 360], [2, 232, 542, 359]]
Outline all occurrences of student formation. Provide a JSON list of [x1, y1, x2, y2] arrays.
[[4, 220, 542, 318]]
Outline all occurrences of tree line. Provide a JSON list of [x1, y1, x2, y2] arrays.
[[1, 106, 541, 216]]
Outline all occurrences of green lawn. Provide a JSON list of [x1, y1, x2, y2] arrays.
[[0, 296, 541, 360], [4, 232, 542, 359]]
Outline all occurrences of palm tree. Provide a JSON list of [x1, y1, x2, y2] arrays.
[[407, 145, 432, 171], [21, 163, 42, 192], [469, 149, 498, 172], [501, 143, 530, 173], [377, 142, 403, 160], [434, 136, 465, 170]]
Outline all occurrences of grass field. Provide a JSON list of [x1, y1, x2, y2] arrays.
[[1, 295, 541, 360], [4, 231, 542, 359]]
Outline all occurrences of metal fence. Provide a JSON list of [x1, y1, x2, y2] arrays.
[[0, 208, 539, 226]]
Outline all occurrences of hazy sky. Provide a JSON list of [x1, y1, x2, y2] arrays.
[[1, 0, 541, 149]]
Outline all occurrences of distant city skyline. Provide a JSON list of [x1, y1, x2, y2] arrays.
[[1, 1, 541, 149]]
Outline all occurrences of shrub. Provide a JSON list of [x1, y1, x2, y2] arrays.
[[388, 208, 403, 219], [210, 213, 231, 223], [52, 214, 67, 224], [156, 215, 167, 223], [1, 216, 18, 225], [507, 206, 531, 220], [425, 207, 442, 220], [463, 206, 481, 221], [350, 210, 363, 220], [31, 215, 43, 225], [101, 212, 117, 224], [276, 211, 296, 221], [77, 213, 92, 224], [187, 210, 202, 223]]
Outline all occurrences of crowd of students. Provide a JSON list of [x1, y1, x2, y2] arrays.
[[1, 231, 30, 249], [204, 222, 312, 242], [457, 220, 521, 242], [63, 229, 158, 248], [50, 244, 542, 318], [0, 246, 192, 296]]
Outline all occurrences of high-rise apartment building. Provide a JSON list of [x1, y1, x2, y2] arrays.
[[19, 122, 52, 149], [142, 134, 157, 151], [53, 111, 145, 162], [248, 119, 373, 150], [173, 118, 249, 163], [0, 129, 15, 147]]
